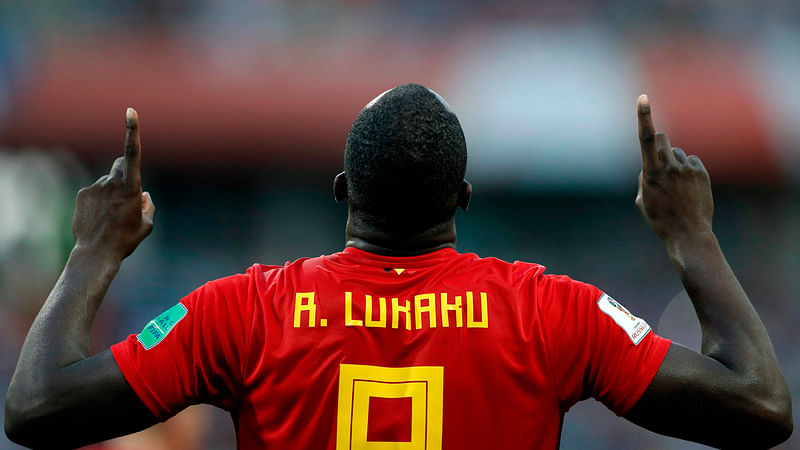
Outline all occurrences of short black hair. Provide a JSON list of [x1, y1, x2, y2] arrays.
[[344, 83, 467, 235]]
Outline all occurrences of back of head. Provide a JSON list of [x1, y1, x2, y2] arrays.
[[344, 83, 467, 235]]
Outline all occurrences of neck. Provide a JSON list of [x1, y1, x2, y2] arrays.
[[345, 212, 457, 256]]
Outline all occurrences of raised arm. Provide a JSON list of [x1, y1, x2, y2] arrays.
[[4, 109, 158, 448], [624, 96, 792, 448]]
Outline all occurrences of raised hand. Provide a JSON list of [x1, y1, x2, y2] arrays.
[[72, 108, 155, 259], [626, 95, 792, 448], [635, 95, 713, 242]]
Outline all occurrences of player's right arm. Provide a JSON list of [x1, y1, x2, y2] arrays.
[[4, 109, 159, 448], [623, 96, 792, 448]]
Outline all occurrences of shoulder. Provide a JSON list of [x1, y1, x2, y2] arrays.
[[536, 272, 601, 293], [245, 253, 334, 281], [533, 271, 604, 310], [433, 250, 601, 298], [448, 251, 548, 283], [180, 262, 294, 313], [225, 253, 343, 297], [462, 253, 602, 298], [466, 256, 604, 310]]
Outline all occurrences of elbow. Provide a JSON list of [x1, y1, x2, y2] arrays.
[[4, 413, 29, 448], [4, 383, 52, 448], [759, 394, 793, 447], [4, 387, 32, 447], [744, 383, 793, 448], [775, 415, 794, 446]]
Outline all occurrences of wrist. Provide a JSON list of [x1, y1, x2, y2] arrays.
[[69, 244, 124, 270], [663, 228, 719, 272]]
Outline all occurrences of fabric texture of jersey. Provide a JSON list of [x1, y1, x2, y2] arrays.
[[111, 247, 671, 449]]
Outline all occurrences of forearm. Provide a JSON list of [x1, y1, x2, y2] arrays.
[[666, 230, 781, 373], [626, 230, 792, 447], [665, 229, 792, 438], [21, 246, 119, 366], [674, 231, 791, 430], [6, 246, 121, 414]]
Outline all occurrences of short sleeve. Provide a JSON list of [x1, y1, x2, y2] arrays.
[[111, 272, 253, 421], [537, 275, 671, 416]]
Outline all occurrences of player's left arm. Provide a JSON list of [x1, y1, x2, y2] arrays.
[[623, 96, 792, 448], [4, 109, 159, 448]]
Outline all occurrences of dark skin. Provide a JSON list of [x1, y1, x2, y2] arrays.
[[4, 95, 792, 449], [4, 109, 158, 449], [624, 95, 792, 447], [333, 171, 473, 256]]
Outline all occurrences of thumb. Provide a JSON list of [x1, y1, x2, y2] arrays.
[[141, 192, 156, 225], [635, 171, 646, 214]]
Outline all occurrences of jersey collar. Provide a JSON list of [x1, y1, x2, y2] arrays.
[[338, 246, 460, 268]]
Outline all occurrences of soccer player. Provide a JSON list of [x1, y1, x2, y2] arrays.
[[4, 84, 792, 449]]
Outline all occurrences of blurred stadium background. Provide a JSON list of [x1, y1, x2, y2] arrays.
[[1, 0, 799, 448]]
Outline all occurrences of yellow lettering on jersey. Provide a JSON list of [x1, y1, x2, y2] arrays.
[[293, 292, 316, 328], [365, 295, 387, 328], [392, 297, 411, 330], [440, 293, 463, 328], [466, 291, 489, 328], [314, 290, 488, 331], [414, 293, 437, 329], [344, 291, 363, 327]]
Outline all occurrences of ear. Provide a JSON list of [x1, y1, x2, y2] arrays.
[[334, 171, 348, 202], [458, 180, 472, 211]]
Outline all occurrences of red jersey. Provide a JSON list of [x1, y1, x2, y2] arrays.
[[111, 247, 670, 449]]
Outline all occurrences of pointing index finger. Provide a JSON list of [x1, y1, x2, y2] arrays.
[[637, 95, 658, 176], [124, 107, 141, 187]]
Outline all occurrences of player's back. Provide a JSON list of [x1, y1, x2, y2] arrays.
[[114, 246, 668, 449], [237, 247, 591, 449]]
